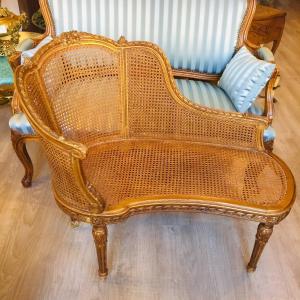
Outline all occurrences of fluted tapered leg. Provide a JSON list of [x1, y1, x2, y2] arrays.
[[92, 225, 108, 277], [247, 223, 274, 272]]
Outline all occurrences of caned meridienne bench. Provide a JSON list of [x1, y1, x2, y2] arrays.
[[16, 32, 295, 278]]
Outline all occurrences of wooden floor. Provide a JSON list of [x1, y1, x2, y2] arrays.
[[1, 2, 300, 300]]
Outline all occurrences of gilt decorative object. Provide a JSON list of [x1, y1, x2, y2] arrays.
[[0, 7, 28, 104], [16, 32, 296, 278], [0, 7, 28, 56]]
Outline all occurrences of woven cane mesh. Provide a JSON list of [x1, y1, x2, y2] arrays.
[[82, 140, 287, 209], [126, 48, 259, 149], [41, 46, 122, 144], [41, 140, 93, 212], [23, 71, 56, 131]]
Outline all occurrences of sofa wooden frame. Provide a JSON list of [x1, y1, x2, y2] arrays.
[[9, 0, 278, 187]]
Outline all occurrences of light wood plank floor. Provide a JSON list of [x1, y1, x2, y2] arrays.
[[1, 1, 300, 299]]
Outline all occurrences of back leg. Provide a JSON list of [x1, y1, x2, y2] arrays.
[[11, 131, 34, 188]]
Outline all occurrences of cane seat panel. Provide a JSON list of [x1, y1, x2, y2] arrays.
[[82, 140, 287, 211]]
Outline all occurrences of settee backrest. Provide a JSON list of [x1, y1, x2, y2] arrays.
[[40, 0, 255, 76]]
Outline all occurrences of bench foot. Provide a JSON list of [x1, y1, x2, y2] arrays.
[[247, 223, 274, 272], [92, 224, 108, 278]]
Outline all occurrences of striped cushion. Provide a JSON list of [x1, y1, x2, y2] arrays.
[[218, 46, 276, 113], [0, 56, 14, 86], [176, 79, 236, 112], [9, 113, 34, 135], [46, 0, 248, 74], [176, 79, 265, 115]]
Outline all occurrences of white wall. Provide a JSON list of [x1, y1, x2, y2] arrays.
[[1, 0, 20, 14]]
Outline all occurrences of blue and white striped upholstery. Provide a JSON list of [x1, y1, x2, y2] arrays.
[[0, 56, 14, 86], [218, 46, 276, 113], [9, 113, 34, 135], [176, 79, 265, 115], [176, 79, 236, 112], [175, 79, 275, 142], [46, 0, 248, 74]]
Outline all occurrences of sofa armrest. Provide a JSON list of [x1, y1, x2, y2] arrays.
[[263, 68, 279, 122], [255, 47, 278, 123]]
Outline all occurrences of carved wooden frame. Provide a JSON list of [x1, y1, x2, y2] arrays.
[[15, 32, 296, 278]]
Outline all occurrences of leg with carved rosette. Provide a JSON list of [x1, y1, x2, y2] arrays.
[[92, 225, 108, 277], [11, 130, 34, 188], [247, 223, 274, 272]]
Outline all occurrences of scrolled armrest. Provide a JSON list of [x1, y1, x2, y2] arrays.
[[52, 135, 88, 159], [34, 121, 88, 159]]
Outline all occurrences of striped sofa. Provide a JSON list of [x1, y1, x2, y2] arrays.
[[9, 0, 277, 187]]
